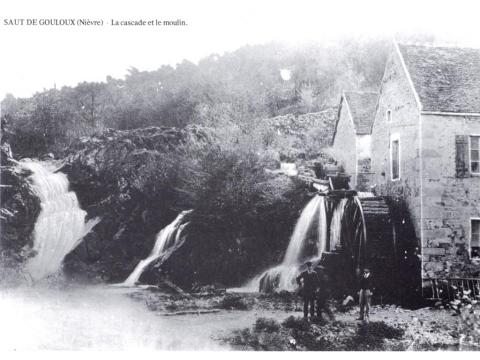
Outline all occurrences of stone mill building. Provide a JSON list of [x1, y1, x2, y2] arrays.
[[332, 42, 480, 291]]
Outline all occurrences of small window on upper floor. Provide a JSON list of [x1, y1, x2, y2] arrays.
[[391, 135, 400, 181], [386, 109, 392, 123], [470, 136, 480, 174], [471, 219, 480, 258]]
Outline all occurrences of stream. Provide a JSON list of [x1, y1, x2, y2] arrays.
[[0, 285, 236, 350]]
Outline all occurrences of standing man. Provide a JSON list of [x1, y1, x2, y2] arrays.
[[296, 261, 318, 320], [357, 268, 373, 322]]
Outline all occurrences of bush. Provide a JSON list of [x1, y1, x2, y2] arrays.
[[227, 327, 290, 351], [165, 303, 179, 311], [254, 318, 281, 333], [357, 321, 405, 340], [218, 294, 249, 310], [458, 308, 480, 350], [167, 126, 309, 287], [282, 316, 311, 331], [345, 321, 405, 351]]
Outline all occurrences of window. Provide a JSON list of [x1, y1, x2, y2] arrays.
[[471, 136, 480, 174], [386, 109, 392, 123], [391, 135, 400, 180], [471, 219, 480, 258]]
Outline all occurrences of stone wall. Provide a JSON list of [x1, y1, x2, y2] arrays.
[[370, 48, 480, 279], [370, 50, 422, 244], [356, 158, 373, 191], [421, 115, 480, 278]]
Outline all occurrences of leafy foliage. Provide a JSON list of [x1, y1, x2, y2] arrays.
[[1, 39, 390, 159], [459, 308, 480, 350], [157, 125, 310, 287], [226, 316, 406, 351], [217, 294, 249, 310], [282, 316, 311, 331], [254, 318, 281, 333]]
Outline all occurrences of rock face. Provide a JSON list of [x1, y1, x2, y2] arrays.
[[0, 142, 41, 283], [61, 126, 208, 283], [1, 122, 309, 289], [0, 124, 306, 289]]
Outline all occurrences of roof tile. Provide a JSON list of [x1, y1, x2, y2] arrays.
[[398, 44, 480, 113], [343, 91, 378, 134]]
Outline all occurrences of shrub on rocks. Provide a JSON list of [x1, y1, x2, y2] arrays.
[[282, 316, 311, 331], [218, 294, 249, 310], [254, 318, 281, 333]]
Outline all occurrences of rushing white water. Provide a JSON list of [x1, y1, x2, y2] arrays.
[[19, 160, 100, 281], [317, 196, 328, 257], [357, 191, 374, 198], [122, 210, 192, 286], [241, 196, 329, 292], [329, 198, 348, 250], [353, 195, 368, 254], [282, 196, 323, 266]]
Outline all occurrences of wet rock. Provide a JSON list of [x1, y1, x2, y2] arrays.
[[0, 143, 41, 283]]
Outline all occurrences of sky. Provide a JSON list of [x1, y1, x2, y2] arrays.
[[1, 0, 480, 100]]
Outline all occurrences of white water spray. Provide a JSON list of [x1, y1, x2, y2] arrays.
[[20, 160, 100, 281], [317, 196, 328, 258], [282, 196, 323, 266], [122, 210, 192, 286], [242, 196, 329, 292], [329, 198, 348, 250]]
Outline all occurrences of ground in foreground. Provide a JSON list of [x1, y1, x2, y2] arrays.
[[132, 288, 480, 351]]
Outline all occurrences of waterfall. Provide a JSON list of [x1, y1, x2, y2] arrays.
[[282, 196, 323, 266], [356, 191, 374, 198], [317, 197, 328, 258], [121, 210, 192, 286], [19, 160, 100, 281], [242, 195, 329, 292], [353, 195, 368, 264], [329, 198, 348, 250]]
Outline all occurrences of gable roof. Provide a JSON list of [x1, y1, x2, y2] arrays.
[[342, 91, 379, 134], [398, 43, 480, 114]]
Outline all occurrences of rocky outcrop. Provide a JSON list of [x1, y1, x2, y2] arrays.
[[1, 122, 311, 289], [61, 126, 209, 283], [0, 123, 307, 288], [0, 142, 41, 283]]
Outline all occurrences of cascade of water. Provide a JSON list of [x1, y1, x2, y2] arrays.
[[241, 195, 331, 292], [19, 160, 100, 281], [353, 196, 368, 264], [356, 191, 374, 198], [329, 198, 348, 250], [282, 196, 322, 265], [122, 210, 192, 286], [317, 197, 328, 258]]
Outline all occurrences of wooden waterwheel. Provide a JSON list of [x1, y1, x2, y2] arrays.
[[337, 195, 397, 300]]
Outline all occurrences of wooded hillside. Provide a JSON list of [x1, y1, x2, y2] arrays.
[[1, 39, 390, 158]]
